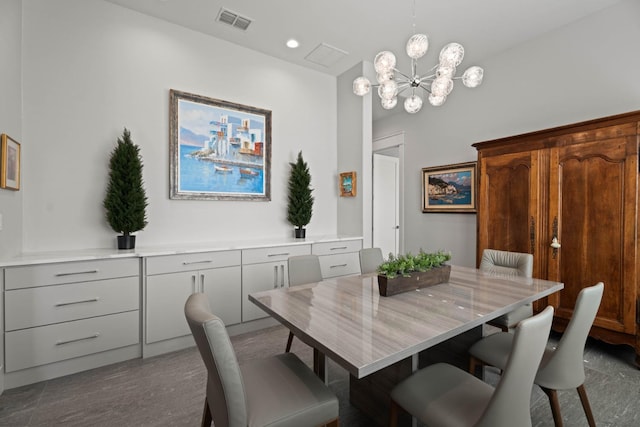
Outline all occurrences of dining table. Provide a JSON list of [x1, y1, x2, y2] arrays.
[[249, 264, 564, 426]]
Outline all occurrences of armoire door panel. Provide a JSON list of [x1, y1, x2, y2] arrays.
[[478, 151, 541, 261], [548, 138, 636, 333]]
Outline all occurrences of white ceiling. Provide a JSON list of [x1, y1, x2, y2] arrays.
[[103, 0, 623, 118]]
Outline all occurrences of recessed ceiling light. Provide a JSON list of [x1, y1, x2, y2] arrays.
[[286, 39, 300, 49]]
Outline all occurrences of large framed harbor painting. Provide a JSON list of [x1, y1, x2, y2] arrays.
[[422, 161, 476, 213], [169, 89, 271, 200]]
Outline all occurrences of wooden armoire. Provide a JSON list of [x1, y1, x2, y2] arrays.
[[473, 111, 640, 367]]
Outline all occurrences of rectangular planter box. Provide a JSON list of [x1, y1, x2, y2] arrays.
[[377, 265, 451, 297]]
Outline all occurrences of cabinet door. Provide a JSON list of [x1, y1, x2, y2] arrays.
[[242, 262, 288, 322], [146, 271, 196, 344], [477, 150, 545, 274], [548, 137, 638, 333], [201, 266, 242, 326]]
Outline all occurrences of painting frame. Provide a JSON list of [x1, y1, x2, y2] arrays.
[[169, 89, 272, 201], [422, 161, 477, 213], [339, 171, 357, 197], [1, 134, 21, 191]]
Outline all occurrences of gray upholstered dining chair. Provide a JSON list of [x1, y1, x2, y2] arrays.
[[480, 248, 534, 331], [358, 247, 384, 274], [469, 282, 603, 427], [286, 254, 323, 352], [185, 292, 340, 427], [389, 306, 554, 427]]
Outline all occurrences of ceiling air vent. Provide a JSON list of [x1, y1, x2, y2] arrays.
[[216, 8, 252, 31]]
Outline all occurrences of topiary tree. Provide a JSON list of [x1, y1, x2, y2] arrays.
[[103, 128, 148, 249], [287, 151, 314, 238]]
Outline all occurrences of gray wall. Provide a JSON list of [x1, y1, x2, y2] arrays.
[[373, 0, 640, 268], [19, 0, 338, 252], [336, 62, 374, 246], [0, 0, 23, 258]]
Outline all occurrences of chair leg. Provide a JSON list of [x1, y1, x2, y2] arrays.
[[322, 417, 339, 427], [469, 355, 482, 375], [541, 387, 563, 427], [201, 398, 212, 427], [285, 331, 294, 353], [577, 384, 596, 427], [389, 399, 400, 427]]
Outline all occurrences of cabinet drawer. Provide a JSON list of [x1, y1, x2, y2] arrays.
[[5, 258, 139, 290], [146, 250, 241, 275], [319, 252, 361, 278], [242, 244, 311, 264], [312, 240, 362, 256], [5, 310, 139, 372], [5, 276, 139, 331]]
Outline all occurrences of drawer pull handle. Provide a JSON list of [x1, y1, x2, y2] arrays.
[[330, 246, 348, 251], [55, 269, 99, 277], [330, 264, 348, 268], [182, 260, 213, 265], [267, 252, 290, 257], [56, 333, 100, 346], [55, 298, 99, 307]]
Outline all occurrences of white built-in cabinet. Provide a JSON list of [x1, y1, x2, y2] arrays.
[[241, 244, 312, 322], [0, 236, 362, 390], [145, 250, 241, 344], [313, 240, 362, 278], [2, 258, 140, 389]]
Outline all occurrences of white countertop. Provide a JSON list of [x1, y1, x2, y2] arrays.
[[0, 235, 363, 267]]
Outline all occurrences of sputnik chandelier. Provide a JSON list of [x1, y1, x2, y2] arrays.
[[352, 2, 484, 114]]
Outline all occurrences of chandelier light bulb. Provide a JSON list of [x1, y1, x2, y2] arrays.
[[374, 51, 397, 74], [381, 97, 398, 110], [404, 95, 423, 113], [378, 80, 399, 100], [376, 71, 394, 84], [428, 93, 446, 106], [406, 33, 429, 59], [352, 76, 371, 96], [431, 76, 454, 97], [439, 43, 465, 67], [436, 64, 456, 79], [462, 66, 484, 88]]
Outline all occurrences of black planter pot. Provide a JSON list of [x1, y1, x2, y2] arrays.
[[117, 235, 136, 250], [294, 227, 306, 239]]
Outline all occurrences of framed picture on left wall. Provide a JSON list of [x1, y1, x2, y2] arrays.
[[169, 89, 272, 201], [1, 134, 20, 191]]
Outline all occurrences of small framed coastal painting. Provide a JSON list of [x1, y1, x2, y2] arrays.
[[422, 161, 476, 213], [169, 89, 272, 200], [339, 171, 357, 197], [1, 134, 20, 191]]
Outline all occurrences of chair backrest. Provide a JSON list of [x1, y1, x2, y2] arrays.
[[288, 254, 323, 286], [359, 247, 384, 274], [535, 282, 604, 389], [477, 305, 554, 427], [185, 293, 247, 427], [480, 249, 533, 278]]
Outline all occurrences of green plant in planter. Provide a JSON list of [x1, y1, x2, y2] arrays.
[[378, 250, 451, 279], [103, 128, 148, 249], [287, 151, 314, 238]]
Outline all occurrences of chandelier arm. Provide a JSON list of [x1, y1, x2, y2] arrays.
[[397, 85, 412, 96], [418, 83, 432, 94], [393, 68, 413, 81]]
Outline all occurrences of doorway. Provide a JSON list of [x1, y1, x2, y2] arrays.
[[372, 133, 404, 258]]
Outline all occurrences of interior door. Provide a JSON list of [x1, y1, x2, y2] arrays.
[[373, 153, 399, 258], [547, 137, 637, 333]]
